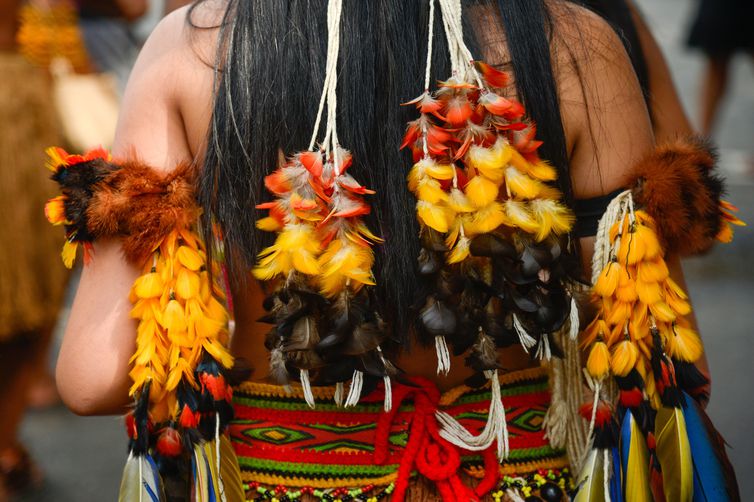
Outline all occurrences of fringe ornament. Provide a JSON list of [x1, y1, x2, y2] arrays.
[[334, 382, 345, 407], [513, 314, 537, 352], [300, 369, 316, 409], [435, 335, 451, 375], [436, 369, 509, 460], [344, 370, 364, 407]]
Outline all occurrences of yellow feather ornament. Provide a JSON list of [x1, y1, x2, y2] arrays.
[[447, 188, 475, 213], [417, 177, 450, 204], [648, 301, 676, 323], [422, 158, 456, 180], [447, 236, 471, 264], [524, 160, 558, 181], [464, 175, 499, 208], [593, 262, 620, 298], [504, 166, 542, 200], [586, 341, 611, 379], [256, 216, 282, 232], [416, 200, 451, 233], [466, 138, 511, 181], [134, 272, 163, 299], [637, 257, 669, 283], [503, 200, 539, 233], [528, 198, 574, 241], [611, 339, 639, 377], [467, 202, 507, 234], [635, 279, 662, 305], [667, 324, 703, 363]]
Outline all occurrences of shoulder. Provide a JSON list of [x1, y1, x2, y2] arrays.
[[548, 1, 637, 81], [113, 1, 229, 165], [134, 1, 226, 77], [546, 1, 654, 198]]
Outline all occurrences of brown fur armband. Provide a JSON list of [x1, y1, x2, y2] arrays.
[[628, 136, 725, 256], [48, 148, 199, 266], [87, 160, 199, 264]]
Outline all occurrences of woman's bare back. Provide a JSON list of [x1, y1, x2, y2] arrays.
[[58, 0, 663, 412]]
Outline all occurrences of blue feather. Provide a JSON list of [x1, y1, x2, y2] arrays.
[[620, 409, 633, 475], [682, 392, 734, 501], [610, 446, 624, 502]]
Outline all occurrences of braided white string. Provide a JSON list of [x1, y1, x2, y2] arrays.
[[437, 0, 483, 86], [424, 0, 436, 91], [436, 369, 510, 460], [215, 414, 226, 502], [591, 189, 633, 284], [308, 0, 344, 154]]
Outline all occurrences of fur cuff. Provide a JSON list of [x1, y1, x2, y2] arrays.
[[628, 136, 725, 256], [48, 149, 198, 265]]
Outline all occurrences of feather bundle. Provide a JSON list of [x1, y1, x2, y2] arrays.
[[402, 60, 575, 383], [580, 187, 741, 501], [581, 208, 704, 409], [254, 147, 394, 400]]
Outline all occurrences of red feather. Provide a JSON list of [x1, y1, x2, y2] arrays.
[[474, 61, 509, 88]]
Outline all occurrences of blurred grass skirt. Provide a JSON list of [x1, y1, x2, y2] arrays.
[[0, 51, 68, 341]]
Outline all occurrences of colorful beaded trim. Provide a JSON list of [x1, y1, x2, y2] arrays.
[[241, 468, 573, 501]]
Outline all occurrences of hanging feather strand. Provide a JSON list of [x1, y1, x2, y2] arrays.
[[45, 148, 237, 501]]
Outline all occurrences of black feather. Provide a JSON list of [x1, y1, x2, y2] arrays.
[[420, 296, 457, 336]]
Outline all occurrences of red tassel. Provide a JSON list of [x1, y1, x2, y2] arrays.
[[156, 427, 182, 457]]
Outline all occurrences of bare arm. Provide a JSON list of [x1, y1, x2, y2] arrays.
[[56, 10, 197, 415], [554, 3, 709, 381]]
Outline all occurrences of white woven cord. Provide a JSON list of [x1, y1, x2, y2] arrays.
[[436, 370, 510, 460]]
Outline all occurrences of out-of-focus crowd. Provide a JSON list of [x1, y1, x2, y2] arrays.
[[0, 1, 189, 499]]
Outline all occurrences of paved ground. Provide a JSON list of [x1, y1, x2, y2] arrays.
[[14, 1, 754, 500]]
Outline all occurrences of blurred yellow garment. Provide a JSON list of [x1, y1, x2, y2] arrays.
[[16, 2, 90, 73], [16, 1, 119, 151]]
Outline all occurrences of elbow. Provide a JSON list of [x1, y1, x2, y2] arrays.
[[56, 356, 131, 417]]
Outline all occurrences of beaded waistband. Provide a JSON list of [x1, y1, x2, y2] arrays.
[[230, 366, 567, 500]]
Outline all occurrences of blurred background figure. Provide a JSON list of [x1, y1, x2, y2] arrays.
[[0, 0, 73, 498], [76, 0, 192, 94], [75, 0, 148, 94], [687, 0, 754, 136]]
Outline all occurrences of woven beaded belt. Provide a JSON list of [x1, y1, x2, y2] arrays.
[[230, 366, 570, 501]]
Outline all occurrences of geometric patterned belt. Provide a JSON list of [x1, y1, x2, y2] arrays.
[[230, 366, 570, 501]]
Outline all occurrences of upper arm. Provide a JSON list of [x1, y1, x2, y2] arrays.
[[552, 2, 654, 200], [56, 10, 199, 415]]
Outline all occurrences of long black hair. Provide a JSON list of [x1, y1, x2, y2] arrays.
[[193, 0, 577, 339]]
